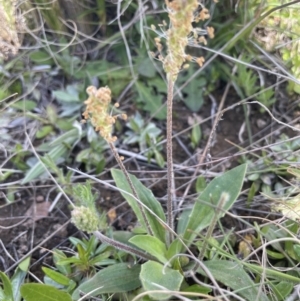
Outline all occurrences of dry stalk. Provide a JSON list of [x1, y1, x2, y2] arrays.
[[152, 0, 213, 244]]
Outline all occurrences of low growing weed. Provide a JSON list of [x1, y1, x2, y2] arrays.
[[2, 1, 300, 301], [243, 134, 300, 197], [26, 1, 299, 301]]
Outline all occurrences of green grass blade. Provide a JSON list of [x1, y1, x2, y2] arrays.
[[243, 262, 300, 283]]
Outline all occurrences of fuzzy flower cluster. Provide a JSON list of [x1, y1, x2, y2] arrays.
[[71, 206, 100, 233], [0, 0, 25, 59], [152, 0, 215, 81], [82, 86, 127, 142]]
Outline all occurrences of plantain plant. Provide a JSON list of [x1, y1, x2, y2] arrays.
[[19, 1, 300, 301], [68, 1, 253, 299]]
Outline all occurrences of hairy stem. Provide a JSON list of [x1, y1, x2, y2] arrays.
[[109, 142, 153, 236], [166, 75, 176, 244], [93, 231, 156, 261]]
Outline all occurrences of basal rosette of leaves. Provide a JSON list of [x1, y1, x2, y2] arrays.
[[254, 1, 300, 93]]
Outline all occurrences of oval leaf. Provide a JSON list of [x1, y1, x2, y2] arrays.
[[270, 281, 293, 301], [21, 129, 79, 184], [140, 261, 183, 300], [199, 260, 269, 301], [42, 267, 71, 286], [72, 263, 141, 300], [181, 164, 247, 248], [21, 144, 68, 184], [129, 235, 168, 264], [36, 126, 54, 139], [111, 169, 166, 243], [20, 284, 72, 301]]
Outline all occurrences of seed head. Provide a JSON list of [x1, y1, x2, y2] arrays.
[[152, 0, 215, 81], [71, 206, 101, 233], [82, 86, 126, 143]]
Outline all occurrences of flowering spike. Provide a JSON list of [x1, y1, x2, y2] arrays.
[[150, 1, 216, 80], [82, 86, 126, 142], [71, 206, 101, 233]]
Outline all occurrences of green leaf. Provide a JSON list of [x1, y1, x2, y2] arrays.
[[165, 238, 184, 271], [40, 128, 79, 149], [20, 284, 72, 301], [0, 272, 13, 301], [42, 267, 71, 286], [18, 257, 30, 272], [140, 261, 183, 300], [191, 123, 201, 147], [73, 61, 130, 80], [53, 250, 72, 275], [89, 251, 114, 266], [11, 259, 29, 301], [181, 164, 247, 248], [22, 144, 68, 184], [112, 231, 136, 245], [129, 235, 168, 264], [166, 239, 182, 260], [179, 69, 206, 112], [266, 249, 285, 260], [56, 257, 82, 266], [199, 260, 269, 301], [138, 57, 156, 78], [111, 169, 166, 243], [36, 125, 54, 139], [21, 129, 79, 184], [247, 173, 260, 181], [195, 176, 206, 193], [293, 244, 300, 259], [176, 209, 191, 236], [135, 81, 166, 120], [151, 77, 168, 94], [154, 149, 165, 168], [11, 100, 36, 111], [72, 263, 141, 300], [55, 119, 74, 131], [246, 182, 256, 207], [77, 243, 86, 260], [293, 83, 300, 94], [182, 284, 211, 294], [29, 50, 54, 65], [243, 262, 300, 283], [52, 90, 79, 103], [269, 281, 293, 301]]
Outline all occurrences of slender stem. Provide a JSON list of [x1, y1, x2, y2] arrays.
[[93, 231, 156, 261], [109, 142, 153, 236], [166, 75, 175, 244]]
